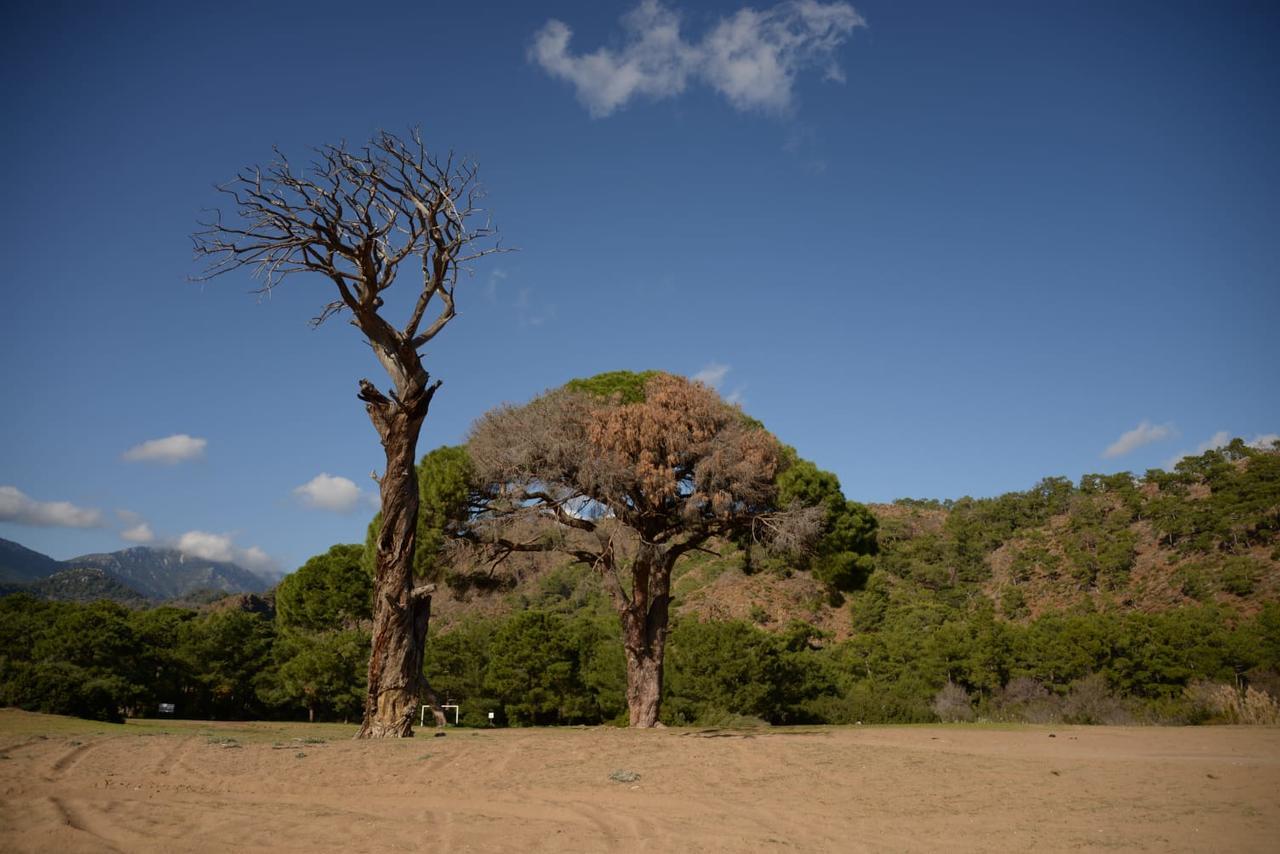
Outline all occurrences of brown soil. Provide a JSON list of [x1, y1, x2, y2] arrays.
[[2, 711, 1277, 852]]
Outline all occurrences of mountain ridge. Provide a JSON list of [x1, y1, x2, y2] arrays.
[[0, 537, 62, 584], [0, 538, 268, 601]]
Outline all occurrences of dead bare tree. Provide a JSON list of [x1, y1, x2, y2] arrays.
[[462, 372, 823, 726], [193, 129, 504, 738]]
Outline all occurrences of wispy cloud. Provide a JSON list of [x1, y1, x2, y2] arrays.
[[515, 287, 557, 327], [115, 509, 156, 543], [123, 433, 207, 464], [293, 473, 364, 513], [1251, 433, 1280, 449], [1102, 420, 1175, 459], [485, 268, 508, 303], [1195, 431, 1232, 456], [693, 362, 731, 388], [530, 0, 865, 117], [482, 270, 557, 327], [120, 522, 155, 543], [1164, 431, 1280, 469], [0, 486, 102, 528], [174, 530, 278, 576], [692, 361, 746, 405], [782, 123, 829, 172]]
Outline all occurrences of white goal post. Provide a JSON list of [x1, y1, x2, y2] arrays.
[[421, 704, 460, 726]]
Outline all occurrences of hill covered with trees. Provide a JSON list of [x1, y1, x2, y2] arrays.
[[2, 438, 1276, 727]]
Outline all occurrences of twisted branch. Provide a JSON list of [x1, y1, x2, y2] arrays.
[[192, 128, 509, 404]]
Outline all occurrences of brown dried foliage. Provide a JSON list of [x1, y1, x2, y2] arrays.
[[464, 373, 814, 561], [1186, 681, 1280, 725]]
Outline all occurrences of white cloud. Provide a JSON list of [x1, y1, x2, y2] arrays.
[[692, 362, 747, 405], [116, 510, 156, 544], [120, 522, 155, 543], [530, 1, 865, 117], [123, 434, 207, 464], [693, 362, 731, 388], [1163, 430, 1228, 469], [1195, 431, 1232, 456], [239, 546, 276, 575], [0, 486, 103, 528], [1164, 430, 1280, 469], [1102, 420, 1175, 459], [514, 286, 557, 328], [1248, 433, 1279, 450], [175, 530, 236, 562], [485, 268, 509, 303], [175, 530, 278, 575], [294, 473, 363, 513]]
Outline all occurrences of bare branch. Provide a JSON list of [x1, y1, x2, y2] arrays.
[[191, 128, 511, 399]]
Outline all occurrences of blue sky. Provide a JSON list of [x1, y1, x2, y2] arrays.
[[2, 0, 1277, 576]]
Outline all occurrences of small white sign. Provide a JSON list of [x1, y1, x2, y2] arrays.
[[488, 711, 495, 720]]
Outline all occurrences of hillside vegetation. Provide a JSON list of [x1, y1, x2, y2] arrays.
[[407, 437, 1280, 726], [2, 440, 1276, 727], [427, 438, 1278, 635]]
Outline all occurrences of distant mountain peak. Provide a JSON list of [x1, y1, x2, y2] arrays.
[[0, 537, 63, 584], [0, 537, 267, 601]]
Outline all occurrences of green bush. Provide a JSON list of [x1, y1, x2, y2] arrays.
[[1220, 556, 1263, 596]]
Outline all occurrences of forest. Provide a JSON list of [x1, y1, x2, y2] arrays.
[[3, 415, 1277, 729]]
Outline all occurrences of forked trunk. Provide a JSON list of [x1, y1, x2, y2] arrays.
[[356, 398, 433, 739], [618, 544, 674, 728]]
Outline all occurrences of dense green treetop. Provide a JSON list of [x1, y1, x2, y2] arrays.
[[275, 544, 372, 633], [363, 445, 476, 585], [563, 370, 660, 404], [773, 457, 879, 598]]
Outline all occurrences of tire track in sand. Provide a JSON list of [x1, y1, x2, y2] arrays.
[[568, 800, 627, 847], [46, 796, 125, 853], [45, 739, 102, 781], [148, 735, 197, 776]]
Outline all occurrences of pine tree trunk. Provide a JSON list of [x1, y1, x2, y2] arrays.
[[618, 544, 673, 728], [622, 638, 664, 727], [355, 371, 437, 739]]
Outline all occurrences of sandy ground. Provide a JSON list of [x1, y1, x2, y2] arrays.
[[1, 711, 1278, 852]]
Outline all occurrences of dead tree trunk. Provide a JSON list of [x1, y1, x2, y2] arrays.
[[617, 543, 674, 728], [191, 130, 504, 742], [354, 375, 439, 738]]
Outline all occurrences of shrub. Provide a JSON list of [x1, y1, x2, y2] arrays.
[[1000, 587, 1029, 620], [992, 676, 1060, 724], [1174, 565, 1211, 601], [931, 683, 974, 722], [1062, 673, 1131, 725], [1185, 680, 1280, 725], [1220, 556, 1263, 597]]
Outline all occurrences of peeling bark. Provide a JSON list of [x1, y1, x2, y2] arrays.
[[191, 131, 504, 741], [354, 378, 442, 739]]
